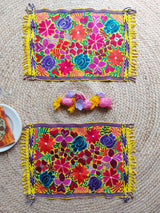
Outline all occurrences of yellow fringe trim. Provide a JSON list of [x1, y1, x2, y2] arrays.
[[124, 12, 138, 81]]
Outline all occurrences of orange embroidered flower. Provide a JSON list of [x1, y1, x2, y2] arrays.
[[72, 164, 89, 184], [108, 49, 124, 66], [109, 127, 121, 138], [36, 181, 47, 193], [36, 64, 49, 76], [70, 24, 87, 42], [70, 13, 83, 22], [50, 49, 61, 59]]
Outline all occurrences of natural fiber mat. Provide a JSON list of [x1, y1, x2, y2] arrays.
[[0, 0, 160, 212]]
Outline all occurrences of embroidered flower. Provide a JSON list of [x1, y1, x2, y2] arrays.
[[41, 55, 56, 71], [69, 181, 78, 191], [57, 16, 72, 30], [90, 144, 100, 154], [53, 29, 65, 39], [108, 49, 124, 66], [83, 45, 92, 55], [35, 38, 55, 54], [74, 53, 90, 70], [70, 24, 87, 42], [69, 42, 83, 56], [59, 147, 70, 158], [60, 50, 71, 59], [67, 151, 78, 165], [51, 148, 59, 161], [39, 171, 54, 188], [103, 40, 112, 51], [104, 20, 119, 34], [72, 164, 89, 184], [54, 173, 71, 192], [55, 129, 73, 148], [103, 168, 120, 187], [38, 19, 55, 37], [78, 150, 93, 165], [100, 133, 116, 148], [109, 33, 123, 47], [109, 127, 121, 139], [88, 56, 106, 75], [102, 149, 122, 168], [71, 136, 87, 152], [87, 15, 103, 34], [35, 160, 48, 173], [50, 49, 61, 59], [56, 39, 69, 50], [53, 96, 61, 110], [88, 33, 104, 50], [37, 134, 55, 154], [58, 59, 74, 76], [85, 127, 101, 144], [90, 164, 103, 176], [54, 157, 71, 174], [95, 49, 107, 60], [88, 176, 102, 191]]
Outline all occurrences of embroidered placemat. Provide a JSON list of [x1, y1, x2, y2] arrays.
[[23, 7, 137, 81], [21, 122, 136, 203]]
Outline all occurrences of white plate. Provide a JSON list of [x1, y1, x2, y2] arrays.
[[0, 104, 22, 152]]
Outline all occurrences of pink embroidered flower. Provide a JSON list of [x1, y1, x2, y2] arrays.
[[53, 29, 65, 39], [88, 56, 106, 75], [85, 127, 101, 144], [109, 33, 123, 47], [38, 19, 55, 37], [55, 129, 73, 148], [54, 173, 71, 192], [69, 42, 83, 56], [78, 150, 93, 165], [87, 15, 103, 34], [90, 164, 103, 176], [103, 168, 120, 187], [35, 38, 55, 54], [54, 157, 71, 174], [102, 149, 122, 168], [87, 33, 104, 50], [58, 59, 74, 76], [60, 50, 71, 59]]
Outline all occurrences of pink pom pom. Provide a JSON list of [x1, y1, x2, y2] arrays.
[[99, 98, 112, 109], [83, 100, 92, 110], [61, 97, 73, 106]]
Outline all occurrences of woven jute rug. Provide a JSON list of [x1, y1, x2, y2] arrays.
[[0, 0, 160, 212]]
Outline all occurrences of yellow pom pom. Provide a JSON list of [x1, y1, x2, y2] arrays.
[[53, 96, 61, 110], [67, 98, 76, 114], [90, 96, 100, 110]]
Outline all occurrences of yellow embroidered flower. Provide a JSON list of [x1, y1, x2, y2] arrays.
[[90, 96, 100, 110], [67, 98, 76, 114], [53, 96, 61, 110]]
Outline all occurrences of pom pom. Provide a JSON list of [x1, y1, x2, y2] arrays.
[[83, 100, 92, 109], [99, 98, 112, 109], [61, 97, 73, 106]]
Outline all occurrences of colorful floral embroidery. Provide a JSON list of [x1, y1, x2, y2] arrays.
[[21, 123, 136, 203], [23, 8, 137, 81]]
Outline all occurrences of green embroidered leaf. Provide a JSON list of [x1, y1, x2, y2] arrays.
[[100, 126, 111, 135]]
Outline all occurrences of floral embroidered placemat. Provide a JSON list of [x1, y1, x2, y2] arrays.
[[21, 122, 136, 203], [23, 7, 137, 81]]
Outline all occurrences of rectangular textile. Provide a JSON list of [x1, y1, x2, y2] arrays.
[[22, 7, 137, 81], [21, 122, 136, 203], [0, 106, 15, 148]]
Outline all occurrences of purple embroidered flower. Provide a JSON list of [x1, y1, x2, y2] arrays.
[[60, 50, 71, 59], [65, 91, 74, 98], [88, 56, 106, 75], [54, 29, 65, 39], [35, 38, 55, 54], [100, 133, 116, 148], [75, 99, 85, 111], [41, 55, 56, 71], [54, 173, 71, 192], [87, 15, 104, 34], [88, 176, 102, 191], [57, 16, 72, 30], [96, 92, 105, 98], [55, 129, 73, 148], [90, 144, 100, 154], [102, 149, 122, 168], [90, 164, 103, 176]]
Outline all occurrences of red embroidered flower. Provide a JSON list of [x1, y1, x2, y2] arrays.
[[72, 164, 89, 184], [87, 33, 104, 50], [38, 19, 55, 37], [83, 45, 92, 55], [95, 49, 107, 60], [103, 168, 120, 187], [103, 40, 112, 52], [37, 134, 55, 154], [67, 151, 78, 165], [108, 49, 124, 67], [69, 42, 83, 56], [93, 154, 102, 165], [85, 127, 101, 144], [35, 160, 48, 173], [58, 59, 74, 75], [69, 181, 78, 191], [54, 157, 71, 174], [78, 150, 93, 165], [56, 39, 69, 50], [109, 33, 123, 47]]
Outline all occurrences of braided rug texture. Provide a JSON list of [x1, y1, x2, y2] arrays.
[[0, 0, 160, 212]]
